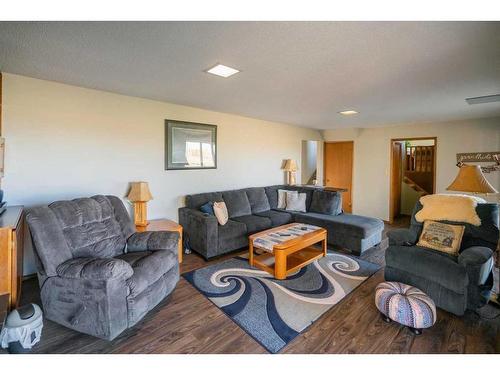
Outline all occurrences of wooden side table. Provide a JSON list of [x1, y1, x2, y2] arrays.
[[0, 206, 24, 310], [136, 219, 183, 263]]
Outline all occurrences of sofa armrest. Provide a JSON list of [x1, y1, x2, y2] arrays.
[[57, 257, 133, 281], [178, 207, 218, 258], [386, 228, 418, 246], [459, 246, 493, 265], [127, 231, 179, 252], [458, 246, 494, 286]]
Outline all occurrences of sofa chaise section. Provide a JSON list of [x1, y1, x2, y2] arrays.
[[294, 211, 384, 254]]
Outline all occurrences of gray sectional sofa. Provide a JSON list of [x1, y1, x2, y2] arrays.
[[179, 185, 384, 259]]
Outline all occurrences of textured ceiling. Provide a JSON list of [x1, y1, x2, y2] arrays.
[[0, 21, 499, 129]]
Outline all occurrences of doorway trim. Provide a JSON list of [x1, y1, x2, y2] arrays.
[[323, 140, 354, 213], [389, 137, 437, 224]]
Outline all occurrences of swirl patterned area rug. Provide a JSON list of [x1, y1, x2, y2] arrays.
[[183, 252, 380, 353]]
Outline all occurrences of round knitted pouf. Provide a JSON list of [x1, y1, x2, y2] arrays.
[[375, 281, 436, 335]]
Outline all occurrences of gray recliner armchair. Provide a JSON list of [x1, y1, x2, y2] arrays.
[[26, 195, 180, 340], [385, 201, 499, 316]]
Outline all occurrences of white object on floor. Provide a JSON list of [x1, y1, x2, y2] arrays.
[[0, 304, 43, 350]]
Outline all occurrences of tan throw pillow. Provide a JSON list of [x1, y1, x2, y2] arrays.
[[415, 194, 485, 226], [417, 220, 465, 256], [285, 191, 307, 212], [277, 189, 296, 209], [213, 201, 229, 225]]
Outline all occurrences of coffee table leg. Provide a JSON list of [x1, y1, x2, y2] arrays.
[[322, 237, 328, 257], [274, 251, 287, 280], [249, 241, 254, 266]]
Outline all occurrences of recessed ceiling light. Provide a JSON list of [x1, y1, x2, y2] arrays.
[[339, 110, 359, 115], [206, 64, 240, 78]]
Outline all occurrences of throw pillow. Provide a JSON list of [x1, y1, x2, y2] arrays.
[[415, 194, 485, 226], [309, 190, 342, 215], [285, 191, 307, 212], [277, 189, 296, 209], [199, 201, 214, 216], [416, 220, 465, 256], [213, 201, 229, 226]]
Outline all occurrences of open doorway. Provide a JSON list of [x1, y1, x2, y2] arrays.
[[389, 137, 437, 223], [301, 140, 319, 185]]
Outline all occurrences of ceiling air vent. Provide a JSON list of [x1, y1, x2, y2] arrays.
[[465, 94, 500, 105]]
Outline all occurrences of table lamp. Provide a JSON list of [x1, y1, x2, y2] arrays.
[[447, 164, 497, 194], [127, 181, 153, 228], [447, 164, 499, 306], [282, 159, 298, 185]]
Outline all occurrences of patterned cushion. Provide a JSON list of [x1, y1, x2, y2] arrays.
[[375, 281, 436, 329], [416, 220, 465, 255]]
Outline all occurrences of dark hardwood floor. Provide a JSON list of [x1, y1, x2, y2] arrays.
[[2, 216, 499, 354]]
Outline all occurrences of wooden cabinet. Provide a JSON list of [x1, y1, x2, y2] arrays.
[[0, 206, 24, 310]]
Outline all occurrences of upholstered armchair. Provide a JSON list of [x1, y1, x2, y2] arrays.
[[26, 195, 179, 340], [385, 201, 499, 316]]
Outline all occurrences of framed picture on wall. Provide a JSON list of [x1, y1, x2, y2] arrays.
[[165, 119, 217, 170]]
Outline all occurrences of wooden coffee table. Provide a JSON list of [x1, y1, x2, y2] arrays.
[[248, 223, 327, 280]]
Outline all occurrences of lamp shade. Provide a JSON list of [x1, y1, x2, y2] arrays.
[[282, 159, 298, 172], [446, 165, 498, 194], [127, 181, 153, 202]]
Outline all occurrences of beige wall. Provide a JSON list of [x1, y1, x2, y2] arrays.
[[2, 73, 322, 274], [322, 118, 500, 221]]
